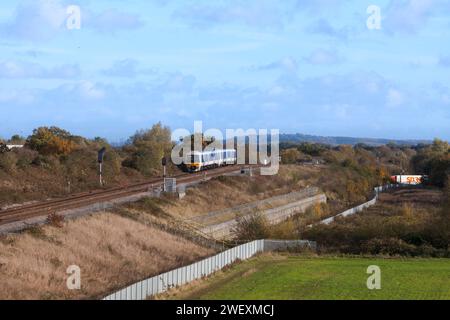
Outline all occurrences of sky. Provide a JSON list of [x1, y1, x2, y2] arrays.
[[0, 0, 449, 142]]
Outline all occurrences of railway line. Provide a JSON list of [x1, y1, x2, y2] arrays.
[[0, 165, 255, 227]]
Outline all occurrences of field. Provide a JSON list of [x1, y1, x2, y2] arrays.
[[163, 254, 450, 300]]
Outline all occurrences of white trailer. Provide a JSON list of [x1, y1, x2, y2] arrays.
[[390, 175, 426, 185]]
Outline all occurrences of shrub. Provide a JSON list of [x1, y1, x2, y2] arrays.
[[233, 213, 270, 241], [248, 181, 265, 195], [281, 148, 301, 164], [0, 152, 17, 173], [129, 197, 169, 218], [46, 213, 65, 228], [361, 238, 417, 256], [32, 154, 60, 169], [14, 148, 38, 169]]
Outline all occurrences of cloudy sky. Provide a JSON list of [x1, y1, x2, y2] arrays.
[[0, 0, 449, 141]]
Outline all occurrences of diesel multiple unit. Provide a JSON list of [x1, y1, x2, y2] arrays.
[[184, 149, 237, 172]]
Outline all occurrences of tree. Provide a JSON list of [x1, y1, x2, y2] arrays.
[[9, 135, 25, 144], [412, 139, 450, 187], [281, 148, 301, 164], [123, 123, 172, 176], [26, 127, 76, 156]]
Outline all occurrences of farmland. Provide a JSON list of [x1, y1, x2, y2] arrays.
[[163, 254, 450, 300]]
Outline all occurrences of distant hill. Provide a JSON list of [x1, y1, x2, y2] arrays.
[[280, 133, 432, 146]]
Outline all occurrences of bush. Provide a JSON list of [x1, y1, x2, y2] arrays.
[[32, 154, 60, 169], [281, 148, 301, 164], [14, 148, 38, 169], [233, 213, 270, 241], [46, 213, 65, 228], [361, 238, 417, 256], [0, 152, 17, 173]]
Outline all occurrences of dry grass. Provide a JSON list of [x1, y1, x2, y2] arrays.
[[0, 213, 213, 300], [379, 189, 443, 205], [160, 165, 322, 220], [0, 164, 145, 208]]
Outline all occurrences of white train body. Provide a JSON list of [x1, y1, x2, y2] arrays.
[[390, 175, 426, 185], [184, 149, 237, 172]]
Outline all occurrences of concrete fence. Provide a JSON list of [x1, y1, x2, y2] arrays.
[[103, 239, 315, 300], [319, 183, 400, 225]]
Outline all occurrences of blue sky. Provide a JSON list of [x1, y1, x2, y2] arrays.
[[0, 0, 449, 142]]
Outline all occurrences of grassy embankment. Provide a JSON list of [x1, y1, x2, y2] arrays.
[[0, 213, 213, 300]]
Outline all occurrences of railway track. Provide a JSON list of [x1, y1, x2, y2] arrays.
[[0, 165, 256, 227]]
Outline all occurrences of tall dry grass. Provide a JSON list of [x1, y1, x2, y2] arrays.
[[162, 165, 321, 219], [0, 213, 213, 300]]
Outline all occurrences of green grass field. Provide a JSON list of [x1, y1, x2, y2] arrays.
[[164, 254, 450, 300]]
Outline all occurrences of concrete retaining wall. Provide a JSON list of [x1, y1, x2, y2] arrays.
[[202, 193, 327, 239]]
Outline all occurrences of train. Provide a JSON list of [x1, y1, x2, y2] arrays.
[[390, 175, 428, 185], [183, 149, 237, 172]]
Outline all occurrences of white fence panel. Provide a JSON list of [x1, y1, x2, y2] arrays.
[[319, 184, 396, 226], [103, 239, 304, 300]]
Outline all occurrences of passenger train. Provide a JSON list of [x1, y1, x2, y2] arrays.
[[183, 149, 237, 172]]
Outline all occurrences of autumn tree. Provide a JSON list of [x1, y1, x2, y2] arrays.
[[412, 139, 450, 187], [123, 123, 173, 176], [26, 127, 77, 156], [281, 148, 301, 164]]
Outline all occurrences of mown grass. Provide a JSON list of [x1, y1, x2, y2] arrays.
[[165, 254, 450, 300]]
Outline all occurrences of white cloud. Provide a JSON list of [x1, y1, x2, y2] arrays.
[[251, 57, 298, 73], [306, 19, 350, 40], [384, 0, 444, 34], [387, 89, 405, 107], [56, 80, 106, 100], [0, 0, 144, 41], [102, 59, 155, 78], [1, 0, 66, 41], [0, 60, 80, 78], [173, 0, 296, 29], [304, 49, 342, 65], [85, 9, 144, 33], [0, 89, 35, 104], [438, 55, 450, 67], [78, 81, 105, 100]]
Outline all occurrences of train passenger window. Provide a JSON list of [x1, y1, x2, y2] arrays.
[[191, 155, 200, 163]]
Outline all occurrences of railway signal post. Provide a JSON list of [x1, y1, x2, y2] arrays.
[[98, 147, 106, 187], [162, 157, 167, 192]]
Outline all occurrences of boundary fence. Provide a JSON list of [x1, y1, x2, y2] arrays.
[[319, 184, 400, 225], [103, 239, 315, 300]]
